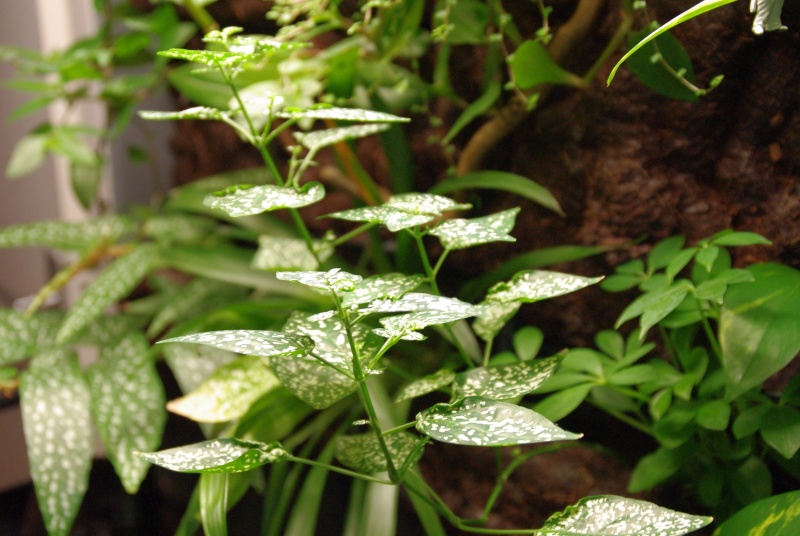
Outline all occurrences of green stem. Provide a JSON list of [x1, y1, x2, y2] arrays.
[[581, 9, 632, 85], [331, 222, 379, 249], [483, 338, 494, 367], [183, 0, 218, 34], [697, 300, 723, 363], [381, 421, 418, 436], [286, 457, 392, 485], [411, 229, 440, 293], [589, 398, 654, 437], [431, 247, 451, 282]]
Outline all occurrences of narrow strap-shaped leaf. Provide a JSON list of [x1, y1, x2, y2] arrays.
[[539, 495, 712, 535], [429, 207, 519, 250], [0, 215, 136, 251], [0, 309, 37, 365], [136, 438, 290, 473], [199, 472, 229, 536], [56, 244, 162, 344], [20, 351, 93, 536], [294, 123, 390, 152], [161, 329, 314, 359], [203, 182, 325, 217], [88, 333, 166, 494], [454, 357, 560, 399], [416, 396, 581, 446]]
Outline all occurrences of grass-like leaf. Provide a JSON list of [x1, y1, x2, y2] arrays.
[[203, 182, 325, 217], [335, 432, 423, 474], [341, 273, 425, 307], [136, 438, 290, 473], [56, 245, 161, 344], [166, 355, 280, 423], [429, 208, 519, 250], [484, 270, 603, 304], [416, 396, 581, 446], [161, 329, 314, 359], [539, 495, 712, 535], [20, 351, 93, 536], [0, 215, 135, 251], [88, 333, 166, 494], [276, 106, 410, 123], [395, 369, 456, 403], [294, 123, 390, 152], [454, 357, 560, 399]]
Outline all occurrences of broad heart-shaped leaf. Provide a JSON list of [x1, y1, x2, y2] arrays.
[[395, 369, 457, 403], [539, 495, 711, 536], [341, 273, 425, 307], [277, 267, 362, 293], [0, 215, 135, 252], [276, 106, 409, 123], [361, 292, 478, 315], [136, 438, 290, 473], [252, 235, 333, 271], [510, 39, 583, 89], [87, 333, 166, 494], [472, 301, 521, 343], [384, 192, 471, 215], [160, 329, 314, 359], [139, 106, 226, 121], [429, 208, 519, 250], [294, 123, 390, 152], [167, 355, 281, 423], [20, 351, 93, 536], [713, 490, 800, 536], [335, 432, 423, 474], [454, 357, 560, 400], [162, 343, 237, 396], [327, 205, 433, 232], [484, 270, 603, 305], [719, 263, 800, 400], [203, 182, 325, 217], [56, 244, 162, 344], [416, 396, 581, 446]]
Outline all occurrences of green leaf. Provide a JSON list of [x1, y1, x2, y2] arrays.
[[139, 106, 226, 121], [760, 406, 800, 459], [376, 307, 484, 341], [649, 389, 673, 421], [510, 39, 583, 89], [166, 356, 281, 423], [5, 132, 47, 178], [471, 302, 520, 343], [441, 82, 501, 145], [533, 383, 593, 422], [199, 472, 229, 536], [709, 230, 772, 247], [713, 490, 800, 536], [719, 263, 800, 400], [361, 292, 477, 315], [203, 182, 325, 217], [385, 192, 471, 215], [695, 399, 731, 431], [276, 106, 409, 123], [20, 352, 93, 536], [136, 438, 290, 473], [163, 343, 237, 398], [70, 158, 102, 210], [599, 274, 641, 292], [253, 235, 333, 272], [625, 24, 699, 102], [484, 270, 603, 304], [607, 364, 657, 385], [335, 432, 422, 474], [607, 0, 738, 85], [327, 205, 433, 232], [647, 236, 686, 272], [341, 273, 425, 307], [454, 357, 560, 399], [540, 495, 711, 535], [277, 267, 362, 293], [732, 404, 770, 439], [394, 369, 456, 403], [161, 329, 314, 359], [157, 48, 259, 67], [513, 326, 544, 361], [294, 123, 391, 151], [148, 279, 246, 338], [416, 396, 581, 446], [615, 280, 693, 339], [56, 245, 161, 344], [0, 215, 136, 251], [430, 171, 564, 216], [429, 208, 518, 250], [88, 333, 166, 494]]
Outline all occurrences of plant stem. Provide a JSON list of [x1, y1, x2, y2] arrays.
[[588, 399, 654, 437], [381, 421, 418, 436], [697, 300, 724, 363], [286, 457, 392, 485], [183, 0, 218, 34]]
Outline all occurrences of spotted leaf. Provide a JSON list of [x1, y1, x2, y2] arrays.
[[252, 236, 333, 271], [162, 343, 237, 396], [294, 123, 390, 152], [203, 182, 325, 217], [327, 206, 433, 232], [484, 270, 603, 304], [160, 329, 314, 359], [454, 357, 560, 400], [139, 107, 226, 122], [335, 432, 423, 474], [166, 355, 280, 423], [376, 308, 483, 340], [395, 369, 456, 403], [136, 438, 290, 473], [148, 279, 246, 338], [88, 333, 166, 494], [276, 106, 409, 123], [361, 293, 478, 315], [430, 208, 519, 250], [472, 302, 521, 343], [277, 268, 362, 293], [416, 396, 581, 446], [341, 273, 425, 307], [385, 193, 472, 215], [539, 495, 712, 536], [20, 351, 93, 536], [157, 48, 259, 68], [0, 215, 135, 251]]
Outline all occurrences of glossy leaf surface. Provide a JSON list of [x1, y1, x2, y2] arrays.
[[276, 106, 409, 123], [137, 438, 290, 473], [454, 357, 559, 399], [429, 208, 519, 250], [204, 182, 325, 217], [394, 369, 456, 403], [341, 273, 425, 307], [713, 490, 800, 536], [252, 236, 333, 271], [161, 329, 314, 359], [484, 270, 603, 304], [277, 268, 362, 293]]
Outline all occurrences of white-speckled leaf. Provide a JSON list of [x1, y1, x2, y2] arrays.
[[416, 396, 581, 446], [0, 309, 36, 364], [276, 106, 409, 123], [335, 432, 423, 474], [386, 193, 472, 215], [56, 245, 161, 344], [277, 268, 362, 293], [485, 270, 603, 304], [136, 438, 290, 473], [162, 343, 237, 395], [73, 314, 147, 347], [294, 123, 390, 152], [472, 302, 521, 343], [203, 182, 325, 217], [139, 107, 226, 121], [454, 357, 560, 399], [327, 206, 433, 232], [0, 215, 135, 251], [341, 273, 425, 307], [361, 293, 479, 315], [160, 329, 314, 359], [88, 333, 166, 494], [20, 351, 93, 536], [539, 495, 712, 536], [395, 369, 456, 403], [430, 208, 519, 250], [376, 308, 483, 340], [143, 214, 217, 245], [167, 355, 280, 423], [157, 48, 258, 68], [252, 236, 333, 271], [148, 279, 246, 338]]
